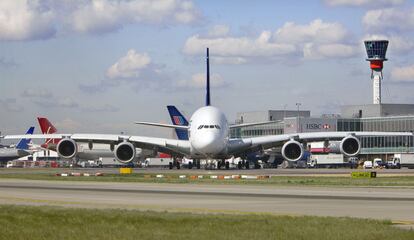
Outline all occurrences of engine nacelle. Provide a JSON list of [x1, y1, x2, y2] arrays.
[[114, 142, 136, 164], [281, 140, 304, 161], [57, 138, 77, 159], [340, 135, 360, 157]]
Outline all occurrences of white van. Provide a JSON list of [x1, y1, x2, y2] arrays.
[[363, 161, 373, 169]]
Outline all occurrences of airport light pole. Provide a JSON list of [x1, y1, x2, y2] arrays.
[[296, 102, 301, 132]]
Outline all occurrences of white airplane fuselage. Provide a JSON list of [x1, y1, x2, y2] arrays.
[[188, 106, 229, 158]]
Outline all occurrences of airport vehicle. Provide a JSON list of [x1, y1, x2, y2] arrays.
[[3, 49, 413, 166], [307, 154, 344, 168], [0, 127, 34, 163], [389, 154, 414, 169], [363, 161, 373, 169], [373, 158, 384, 168], [37, 117, 156, 164]]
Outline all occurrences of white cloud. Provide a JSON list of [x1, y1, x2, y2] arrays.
[[183, 31, 296, 59], [0, 0, 56, 41], [274, 19, 348, 44], [362, 8, 414, 32], [303, 43, 359, 60], [177, 73, 227, 89], [106, 49, 151, 79], [325, 0, 404, 7], [391, 65, 414, 82], [69, 0, 200, 34], [0, 0, 200, 41], [183, 19, 358, 63], [208, 25, 230, 37]]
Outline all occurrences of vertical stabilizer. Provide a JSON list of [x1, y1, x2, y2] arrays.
[[167, 105, 189, 140], [16, 127, 34, 150], [206, 48, 211, 106]]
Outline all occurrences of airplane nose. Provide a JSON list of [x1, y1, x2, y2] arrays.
[[192, 132, 221, 154]]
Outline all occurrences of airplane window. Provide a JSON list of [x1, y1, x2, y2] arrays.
[[215, 125, 221, 129], [198, 125, 204, 130], [204, 125, 209, 128], [210, 125, 214, 128]]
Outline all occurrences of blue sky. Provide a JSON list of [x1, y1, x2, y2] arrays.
[[1, 0, 414, 138]]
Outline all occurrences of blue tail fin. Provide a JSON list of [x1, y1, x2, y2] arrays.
[[206, 48, 210, 106], [167, 106, 189, 140], [16, 126, 34, 150]]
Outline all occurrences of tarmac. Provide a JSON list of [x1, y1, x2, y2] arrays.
[[0, 178, 414, 230]]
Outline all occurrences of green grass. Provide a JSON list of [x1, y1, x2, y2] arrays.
[[0, 205, 412, 240], [0, 171, 414, 187]]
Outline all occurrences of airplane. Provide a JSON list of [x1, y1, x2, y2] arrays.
[[0, 127, 34, 163], [2, 48, 413, 167], [37, 117, 156, 165]]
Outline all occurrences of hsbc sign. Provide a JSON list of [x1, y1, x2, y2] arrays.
[[306, 123, 331, 130]]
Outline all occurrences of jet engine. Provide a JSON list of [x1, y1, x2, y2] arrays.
[[114, 142, 136, 163], [340, 135, 360, 157], [281, 140, 304, 161], [57, 138, 78, 159]]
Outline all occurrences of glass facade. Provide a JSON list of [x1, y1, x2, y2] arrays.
[[364, 40, 388, 60]]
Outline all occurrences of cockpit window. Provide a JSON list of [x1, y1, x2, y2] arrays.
[[215, 125, 221, 129], [198, 125, 204, 130], [209, 125, 214, 128]]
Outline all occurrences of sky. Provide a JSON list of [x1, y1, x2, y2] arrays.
[[1, 0, 414, 138]]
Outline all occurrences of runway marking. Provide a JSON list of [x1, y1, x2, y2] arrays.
[[1, 184, 414, 201]]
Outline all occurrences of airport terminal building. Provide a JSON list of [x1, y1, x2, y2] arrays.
[[230, 104, 414, 159]]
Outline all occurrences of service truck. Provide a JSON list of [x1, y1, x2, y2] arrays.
[[388, 154, 414, 169], [307, 154, 350, 168]]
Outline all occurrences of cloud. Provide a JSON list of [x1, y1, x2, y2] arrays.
[[0, 98, 24, 112], [362, 8, 414, 32], [106, 49, 151, 79], [177, 73, 228, 89], [274, 19, 348, 44], [183, 19, 358, 63], [324, 0, 404, 7], [81, 104, 120, 112], [0, 0, 56, 41], [21, 89, 53, 98], [65, 0, 200, 34], [207, 25, 230, 37], [0, 0, 200, 41], [0, 57, 18, 68], [391, 65, 414, 82]]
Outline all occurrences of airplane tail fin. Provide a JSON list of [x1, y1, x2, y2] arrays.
[[206, 48, 210, 106], [167, 105, 189, 140], [16, 126, 34, 150], [37, 117, 60, 146]]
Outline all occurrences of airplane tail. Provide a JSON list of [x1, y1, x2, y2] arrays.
[[37, 117, 60, 146], [206, 48, 210, 106], [15, 127, 35, 150], [167, 105, 189, 140]]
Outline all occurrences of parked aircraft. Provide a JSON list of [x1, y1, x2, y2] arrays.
[[0, 127, 34, 163], [37, 117, 156, 164], [3, 49, 413, 167]]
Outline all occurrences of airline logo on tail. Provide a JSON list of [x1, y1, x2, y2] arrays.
[[167, 106, 189, 140], [37, 117, 60, 148]]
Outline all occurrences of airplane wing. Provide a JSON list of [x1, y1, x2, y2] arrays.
[[134, 122, 189, 130], [228, 131, 413, 157], [2, 134, 191, 157]]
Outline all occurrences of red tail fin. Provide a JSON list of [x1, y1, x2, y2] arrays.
[[37, 117, 57, 134], [37, 117, 60, 148]]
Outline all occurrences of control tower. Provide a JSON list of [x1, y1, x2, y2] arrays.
[[364, 40, 389, 104]]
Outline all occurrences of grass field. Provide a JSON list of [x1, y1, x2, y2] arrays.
[[0, 171, 414, 187], [0, 205, 413, 240]]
